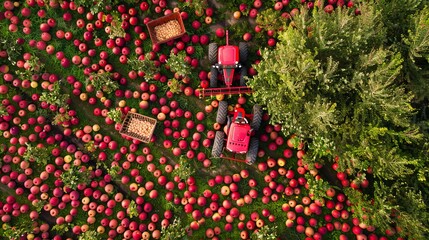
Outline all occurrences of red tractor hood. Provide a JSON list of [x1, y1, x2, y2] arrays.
[[226, 122, 251, 154], [218, 45, 239, 65]]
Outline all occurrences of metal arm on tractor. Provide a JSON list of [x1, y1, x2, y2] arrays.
[[198, 86, 253, 98]]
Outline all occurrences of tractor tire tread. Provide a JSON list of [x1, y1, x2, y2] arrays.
[[240, 66, 247, 86], [216, 101, 228, 124], [246, 138, 259, 164], [239, 42, 248, 63], [209, 43, 218, 65], [250, 104, 263, 131], [212, 131, 225, 158]]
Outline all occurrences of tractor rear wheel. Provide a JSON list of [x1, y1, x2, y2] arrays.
[[210, 67, 218, 88], [212, 131, 225, 158], [216, 101, 228, 124], [239, 42, 248, 63], [209, 43, 218, 65], [250, 104, 262, 131], [246, 138, 259, 164], [240, 66, 247, 86]]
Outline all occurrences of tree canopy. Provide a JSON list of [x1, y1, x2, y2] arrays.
[[249, 1, 429, 238]]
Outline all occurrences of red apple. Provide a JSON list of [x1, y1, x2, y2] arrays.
[[216, 27, 225, 38], [274, 2, 283, 11], [243, 32, 252, 42], [253, 0, 262, 8]]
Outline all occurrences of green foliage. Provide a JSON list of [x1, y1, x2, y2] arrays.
[[228, 19, 254, 43], [167, 51, 192, 77], [33, 199, 46, 213], [107, 165, 121, 179], [393, 184, 429, 239], [250, 2, 429, 234], [167, 78, 183, 94], [160, 217, 186, 240], [23, 143, 51, 167], [0, 106, 8, 117], [251, 2, 424, 173], [403, 6, 429, 101], [52, 224, 70, 236], [34, 108, 52, 121], [217, 0, 255, 18], [2, 218, 34, 240], [164, 201, 181, 213], [256, 8, 286, 32], [305, 173, 331, 201], [0, 144, 5, 155], [128, 53, 160, 81], [60, 165, 91, 190], [108, 14, 126, 39], [172, 156, 195, 181], [305, 133, 335, 164], [78, 230, 100, 240], [86, 71, 119, 94], [127, 200, 138, 218], [84, 140, 97, 152], [0, 35, 23, 65], [39, 80, 70, 109], [72, 0, 139, 14], [107, 108, 123, 123], [377, 0, 427, 45], [249, 26, 319, 137], [406, 7, 429, 61], [354, 50, 413, 127], [250, 225, 278, 240], [15, 54, 45, 80], [178, 0, 207, 16], [96, 162, 120, 179], [369, 147, 419, 181], [345, 182, 429, 239], [52, 112, 71, 126]]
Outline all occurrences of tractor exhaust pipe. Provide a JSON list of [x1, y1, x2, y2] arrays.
[[226, 30, 229, 46]]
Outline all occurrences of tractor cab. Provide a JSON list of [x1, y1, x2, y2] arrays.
[[226, 108, 252, 154]]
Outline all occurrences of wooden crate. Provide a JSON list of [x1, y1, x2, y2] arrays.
[[119, 112, 157, 143], [146, 12, 186, 45]]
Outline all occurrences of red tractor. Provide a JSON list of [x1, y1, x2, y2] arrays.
[[199, 31, 252, 97], [211, 101, 262, 164]]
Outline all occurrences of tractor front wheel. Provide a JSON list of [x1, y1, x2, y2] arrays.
[[216, 101, 228, 124], [246, 138, 259, 164], [239, 42, 248, 63], [250, 104, 263, 131], [240, 66, 247, 86], [212, 131, 225, 158], [209, 43, 218, 65]]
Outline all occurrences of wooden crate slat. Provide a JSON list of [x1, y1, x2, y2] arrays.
[[119, 112, 157, 143]]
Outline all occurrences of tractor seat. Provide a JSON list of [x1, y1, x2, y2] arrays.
[[235, 112, 248, 124]]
